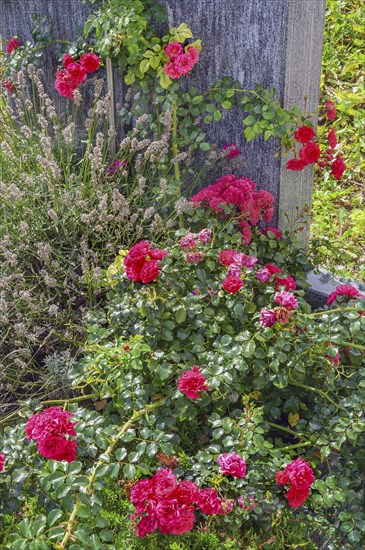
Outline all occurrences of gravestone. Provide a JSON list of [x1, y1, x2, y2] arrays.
[[0, 0, 326, 231]]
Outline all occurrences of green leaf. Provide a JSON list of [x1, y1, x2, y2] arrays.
[[48, 508, 63, 526], [123, 463, 136, 479], [124, 70, 136, 85], [175, 307, 186, 324], [242, 341, 256, 358]]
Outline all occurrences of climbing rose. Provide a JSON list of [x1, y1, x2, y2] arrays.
[[233, 253, 258, 268], [217, 452, 247, 478], [164, 61, 183, 79], [328, 128, 337, 149], [178, 366, 208, 399], [37, 435, 77, 463], [299, 142, 321, 164], [294, 126, 315, 144], [286, 158, 307, 171], [176, 53, 195, 75], [222, 144, 240, 158], [6, 39, 21, 54], [54, 70, 78, 99], [198, 228, 212, 243], [164, 505, 195, 535], [195, 488, 222, 515], [259, 309, 277, 328], [165, 42, 183, 61], [79, 52, 101, 73], [25, 407, 75, 442], [0, 454, 4, 472], [65, 62, 87, 84], [274, 291, 298, 310], [327, 284, 364, 305], [240, 220, 252, 245], [186, 45, 199, 63], [139, 261, 160, 284], [325, 100, 337, 121], [331, 157, 345, 180], [222, 276, 244, 293], [62, 53, 74, 69]]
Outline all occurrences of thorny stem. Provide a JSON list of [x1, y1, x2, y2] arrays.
[[266, 421, 309, 441], [278, 441, 312, 452], [307, 306, 362, 317], [291, 382, 344, 411], [55, 401, 163, 549]]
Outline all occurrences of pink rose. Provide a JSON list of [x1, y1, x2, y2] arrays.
[[175, 53, 195, 75], [259, 309, 277, 328], [217, 452, 247, 478], [62, 54, 74, 69], [37, 435, 77, 462], [197, 228, 212, 243], [130, 478, 154, 507], [135, 515, 158, 538], [227, 264, 241, 278], [274, 291, 298, 310], [25, 407, 75, 442], [180, 232, 196, 249], [185, 45, 199, 64], [285, 485, 310, 508], [54, 70, 78, 99], [178, 366, 208, 399], [175, 480, 199, 504], [275, 275, 296, 292], [165, 42, 183, 61], [140, 260, 160, 284], [222, 144, 240, 158], [195, 488, 222, 515], [331, 157, 345, 180], [325, 100, 336, 121], [219, 249, 239, 266], [284, 458, 315, 490], [153, 468, 178, 499], [79, 52, 101, 73], [222, 276, 244, 293], [0, 453, 4, 472], [256, 268, 272, 283], [327, 284, 363, 305], [164, 61, 183, 79], [328, 128, 337, 149], [156, 499, 181, 533], [166, 505, 195, 535], [240, 220, 252, 245]]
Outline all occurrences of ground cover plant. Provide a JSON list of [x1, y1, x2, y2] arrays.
[[0, 0, 364, 548], [310, 0, 365, 281]]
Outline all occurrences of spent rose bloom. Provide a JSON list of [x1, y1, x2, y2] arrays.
[[6, 38, 21, 54], [79, 52, 101, 73], [198, 228, 212, 243], [217, 452, 247, 478], [222, 144, 240, 158], [222, 276, 244, 293], [37, 435, 77, 462], [0, 454, 4, 472], [299, 142, 321, 164], [233, 253, 258, 268], [256, 268, 272, 283], [260, 309, 277, 328], [178, 366, 209, 399], [195, 488, 222, 515], [180, 232, 196, 249], [274, 291, 298, 310], [294, 126, 315, 144], [185, 251, 205, 263], [165, 42, 183, 61], [227, 264, 241, 278]]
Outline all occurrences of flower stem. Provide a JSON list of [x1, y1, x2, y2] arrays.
[[307, 306, 361, 317], [55, 400, 163, 549], [291, 382, 343, 411], [266, 421, 308, 440], [172, 100, 184, 230], [277, 441, 312, 452]]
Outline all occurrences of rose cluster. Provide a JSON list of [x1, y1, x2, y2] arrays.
[[54, 52, 100, 99], [276, 458, 315, 508], [130, 468, 223, 538], [124, 240, 169, 284], [190, 174, 274, 245], [163, 42, 199, 79], [259, 290, 299, 328], [25, 406, 77, 463], [218, 249, 258, 294], [179, 228, 212, 264], [327, 283, 365, 305]]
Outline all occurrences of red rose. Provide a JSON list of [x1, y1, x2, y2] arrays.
[[284, 458, 315, 490], [294, 126, 315, 144], [135, 515, 158, 538], [62, 54, 74, 69], [65, 62, 87, 84], [80, 52, 101, 73], [140, 260, 159, 284], [325, 100, 336, 121], [6, 39, 21, 54], [222, 276, 244, 293], [54, 70, 78, 99], [195, 488, 222, 515], [331, 157, 345, 180], [0, 453, 4, 472], [219, 249, 239, 266], [37, 435, 77, 462], [240, 220, 252, 245], [285, 486, 310, 508], [264, 264, 282, 275], [299, 142, 321, 164], [178, 366, 209, 399], [217, 452, 247, 478], [328, 128, 337, 149], [130, 478, 154, 506], [286, 158, 307, 171], [275, 275, 296, 292], [25, 407, 75, 442]]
